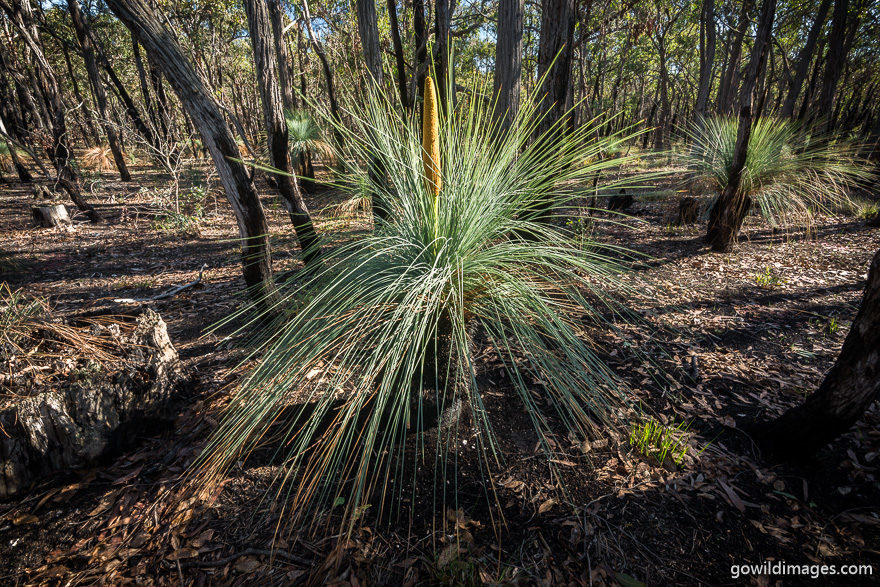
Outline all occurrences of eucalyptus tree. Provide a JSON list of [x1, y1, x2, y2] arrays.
[[245, 0, 322, 266], [104, 0, 281, 314]]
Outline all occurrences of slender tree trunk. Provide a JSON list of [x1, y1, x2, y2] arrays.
[[707, 0, 776, 252], [268, 0, 297, 113], [105, 0, 281, 313], [386, 0, 409, 112], [301, 0, 343, 149], [494, 0, 525, 135], [355, 0, 389, 222], [753, 249, 880, 460], [68, 0, 131, 181], [654, 34, 669, 150], [780, 0, 831, 119], [814, 0, 849, 131], [246, 0, 321, 267], [694, 0, 716, 125]]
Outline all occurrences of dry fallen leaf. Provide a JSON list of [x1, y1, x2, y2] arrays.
[[538, 498, 556, 514]]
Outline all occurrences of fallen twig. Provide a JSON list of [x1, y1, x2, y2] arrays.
[[113, 264, 208, 304]]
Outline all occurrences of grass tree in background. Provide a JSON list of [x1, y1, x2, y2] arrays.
[[684, 117, 873, 247], [196, 74, 650, 534]]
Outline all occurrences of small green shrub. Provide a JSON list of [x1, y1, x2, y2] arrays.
[[0, 283, 48, 348], [754, 266, 786, 289], [629, 417, 694, 467]]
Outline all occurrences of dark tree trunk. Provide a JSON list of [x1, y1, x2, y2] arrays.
[[413, 0, 427, 100], [814, 0, 849, 131], [105, 0, 281, 313], [0, 0, 103, 224], [753, 249, 880, 460], [694, 0, 716, 124], [268, 0, 297, 113], [780, 0, 831, 119], [68, 0, 131, 181], [707, 0, 776, 252], [386, 0, 409, 112], [434, 0, 452, 110], [493, 0, 524, 135], [535, 0, 575, 140], [245, 0, 321, 267]]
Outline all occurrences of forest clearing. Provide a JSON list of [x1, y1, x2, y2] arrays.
[[1, 0, 880, 584]]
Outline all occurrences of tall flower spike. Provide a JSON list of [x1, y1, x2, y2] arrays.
[[421, 76, 441, 197]]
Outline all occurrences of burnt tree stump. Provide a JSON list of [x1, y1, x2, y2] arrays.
[[607, 189, 634, 212], [674, 197, 701, 225], [0, 310, 183, 497], [31, 204, 71, 228]]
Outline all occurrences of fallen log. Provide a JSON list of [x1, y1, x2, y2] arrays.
[[0, 310, 183, 498], [31, 204, 71, 227]]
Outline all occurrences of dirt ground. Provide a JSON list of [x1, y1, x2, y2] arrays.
[[1, 163, 879, 586]]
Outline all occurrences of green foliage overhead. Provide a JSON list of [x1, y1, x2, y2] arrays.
[[198, 79, 649, 533]]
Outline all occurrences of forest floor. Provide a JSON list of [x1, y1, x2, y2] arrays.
[[1, 162, 879, 586]]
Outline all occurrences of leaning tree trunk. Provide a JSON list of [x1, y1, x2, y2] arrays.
[[753, 249, 880, 459], [706, 0, 776, 252], [494, 0, 525, 136], [245, 0, 321, 266], [68, 0, 131, 181], [105, 0, 281, 315], [301, 0, 343, 150]]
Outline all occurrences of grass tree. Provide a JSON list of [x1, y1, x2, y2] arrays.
[[684, 117, 872, 246], [197, 75, 646, 534]]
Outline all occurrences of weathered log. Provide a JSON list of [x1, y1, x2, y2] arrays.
[[0, 310, 182, 498], [31, 204, 71, 227]]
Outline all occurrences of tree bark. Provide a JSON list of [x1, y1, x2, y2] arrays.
[[753, 249, 880, 460], [434, 0, 452, 110], [413, 0, 427, 100], [493, 0, 524, 135], [779, 0, 831, 119], [68, 0, 131, 181], [386, 0, 409, 112], [245, 0, 321, 267], [707, 0, 776, 252], [268, 0, 297, 113], [535, 0, 575, 141], [59, 39, 100, 147], [105, 0, 281, 313]]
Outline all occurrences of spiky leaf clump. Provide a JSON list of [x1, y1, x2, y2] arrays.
[[285, 108, 329, 160], [199, 77, 646, 533], [684, 117, 872, 226]]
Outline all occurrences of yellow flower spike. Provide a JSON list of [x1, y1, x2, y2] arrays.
[[421, 76, 442, 197], [421, 76, 442, 246]]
